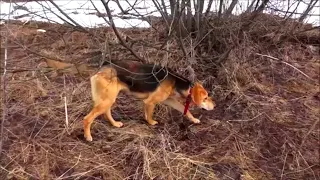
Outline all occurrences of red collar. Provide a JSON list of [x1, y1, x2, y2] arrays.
[[183, 89, 192, 115]]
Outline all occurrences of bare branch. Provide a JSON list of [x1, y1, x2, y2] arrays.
[[169, 0, 175, 15], [35, 1, 77, 28], [245, 0, 257, 13], [186, 0, 192, 31], [123, 0, 139, 12], [284, 0, 301, 19], [253, 0, 269, 14], [101, 0, 145, 62], [89, 0, 110, 25], [254, 0, 261, 11], [218, 0, 224, 18], [204, 0, 214, 17], [225, 0, 238, 17], [161, 0, 169, 18], [48, 0, 84, 29], [299, 0, 318, 22], [114, 0, 128, 14], [195, 0, 205, 39], [123, 0, 161, 32], [152, 0, 170, 28]]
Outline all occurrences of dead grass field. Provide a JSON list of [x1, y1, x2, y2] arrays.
[[0, 13, 319, 180]]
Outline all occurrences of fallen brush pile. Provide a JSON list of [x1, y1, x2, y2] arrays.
[[0, 13, 319, 179]]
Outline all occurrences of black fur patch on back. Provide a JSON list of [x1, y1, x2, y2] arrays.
[[102, 61, 191, 94]]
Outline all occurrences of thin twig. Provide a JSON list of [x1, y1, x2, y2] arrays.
[[300, 118, 319, 147], [227, 113, 263, 122], [48, 0, 84, 28], [63, 75, 69, 134], [35, 1, 77, 28], [123, 0, 159, 32], [10, 1, 61, 24], [280, 151, 288, 180], [56, 153, 81, 180], [89, 0, 110, 25], [255, 53, 313, 81]]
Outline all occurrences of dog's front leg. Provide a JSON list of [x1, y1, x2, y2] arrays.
[[144, 103, 158, 125], [162, 98, 200, 124]]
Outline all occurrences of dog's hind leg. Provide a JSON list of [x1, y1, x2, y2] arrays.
[[103, 106, 123, 128], [83, 101, 112, 142], [83, 69, 124, 141]]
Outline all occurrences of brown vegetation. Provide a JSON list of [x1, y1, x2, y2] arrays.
[[0, 12, 319, 179]]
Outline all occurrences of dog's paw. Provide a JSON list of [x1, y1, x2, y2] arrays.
[[84, 134, 93, 142], [112, 121, 124, 128], [147, 119, 158, 125], [191, 118, 201, 124]]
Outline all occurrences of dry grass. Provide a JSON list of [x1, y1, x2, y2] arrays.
[[0, 13, 319, 180]]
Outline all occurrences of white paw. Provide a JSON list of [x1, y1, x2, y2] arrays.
[[148, 120, 158, 125], [85, 134, 93, 142], [113, 121, 124, 128], [192, 118, 201, 124]]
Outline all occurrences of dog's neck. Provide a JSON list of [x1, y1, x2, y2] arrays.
[[174, 77, 193, 97]]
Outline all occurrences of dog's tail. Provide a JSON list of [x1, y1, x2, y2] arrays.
[[45, 58, 101, 77], [46, 58, 118, 69], [45, 57, 142, 78]]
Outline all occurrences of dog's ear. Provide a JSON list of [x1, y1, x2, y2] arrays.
[[191, 82, 208, 105]]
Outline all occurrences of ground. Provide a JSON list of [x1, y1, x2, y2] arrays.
[[0, 14, 319, 180]]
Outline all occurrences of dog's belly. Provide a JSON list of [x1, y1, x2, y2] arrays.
[[123, 90, 150, 100]]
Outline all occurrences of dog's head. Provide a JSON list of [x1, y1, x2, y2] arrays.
[[190, 82, 215, 110]]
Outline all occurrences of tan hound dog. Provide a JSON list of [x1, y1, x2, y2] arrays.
[[83, 61, 215, 141]]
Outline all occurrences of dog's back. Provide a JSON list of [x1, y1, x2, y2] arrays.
[[101, 60, 192, 94]]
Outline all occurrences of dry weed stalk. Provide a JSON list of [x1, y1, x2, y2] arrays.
[[0, 3, 12, 160], [63, 75, 69, 133]]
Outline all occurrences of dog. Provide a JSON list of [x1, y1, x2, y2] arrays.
[[83, 61, 216, 141]]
